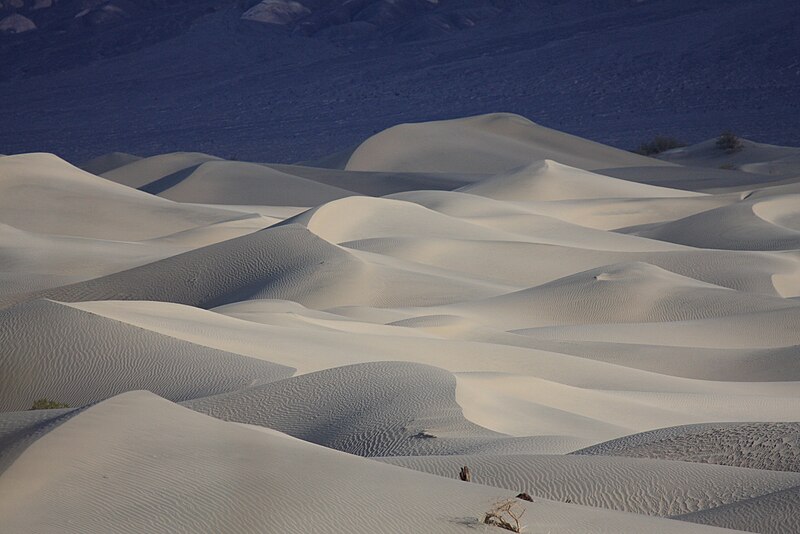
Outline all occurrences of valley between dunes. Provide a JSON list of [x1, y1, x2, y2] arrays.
[[2, 113, 799, 533]]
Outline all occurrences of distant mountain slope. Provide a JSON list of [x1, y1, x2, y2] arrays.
[[1, 0, 798, 162]]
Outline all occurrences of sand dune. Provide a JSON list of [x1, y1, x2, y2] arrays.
[[453, 372, 800, 444], [745, 177, 800, 200], [0, 407, 81, 475], [512, 194, 738, 231], [428, 261, 798, 330], [140, 160, 358, 206], [390, 190, 691, 251], [574, 422, 800, 473], [741, 153, 800, 178], [186, 361, 511, 457], [98, 151, 223, 189], [626, 195, 800, 250], [1, 224, 356, 309], [0, 392, 737, 534], [658, 138, 800, 176], [78, 151, 142, 175], [0, 223, 194, 296], [99, 153, 482, 205], [597, 165, 782, 192], [459, 159, 697, 201], [344, 236, 800, 297], [515, 307, 800, 349], [0, 153, 244, 240], [676, 486, 800, 534], [37, 299, 796, 450], [62, 299, 723, 386], [304, 193, 682, 252], [265, 163, 481, 195], [0, 299, 293, 411], [2, 224, 510, 311], [381, 454, 800, 520], [2, 116, 799, 532], [345, 113, 672, 173], [499, 338, 800, 382]]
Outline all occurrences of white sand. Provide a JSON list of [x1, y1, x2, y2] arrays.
[[381, 454, 800, 517], [0, 153, 246, 240], [1, 115, 799, 533], [346, 113, 673, 173], [0, 391, 740, 534]]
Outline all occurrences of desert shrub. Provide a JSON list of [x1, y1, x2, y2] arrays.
[[716, 131, 743, 153], [483, 499, 525, 532], [459, 466, 472, 481], [30, 398, 70, 410], [634, 136, 686, 156]]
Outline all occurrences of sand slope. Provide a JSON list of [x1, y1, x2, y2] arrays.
[[597, 165, 782, 192], [381, 454, 800, 519], [1, 224, 508, 311], [2, 116, 799, 532], [99, 151, 223, 189], [265, 163, 480, 195], [346, 113, 673, 173], [459, 159, 697, 201], [574, 422, 800, 473], [658, 138, 800, 176], [41, 299, 800, 450], [0, 223, 195, 297], [0, 407, 82, 475], [626, 195, 800, 250], [0, 153, 244, 240], [300, 193, 682, 252], [0, 299, 293, 411], [0, 392, 738, 534], [676, 486, 800, 534], [431, 261, 798, 329], [186, 361, 510, 457], [344, 235, 800, 297], [79, 152, 142, 175], [498, 338, 800, 382], [141, 160, 358, 206], [514, 307, 800, 349]]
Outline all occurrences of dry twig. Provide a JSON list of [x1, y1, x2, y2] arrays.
[[483, 498, 526, 532]]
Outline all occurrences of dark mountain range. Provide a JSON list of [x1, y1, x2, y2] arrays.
[[1, 0, 798, 162]]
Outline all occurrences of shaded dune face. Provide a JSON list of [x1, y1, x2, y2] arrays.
[[0, 225, 358, 310], [185, 361, 507, 457], [0, 299, 294, 412], [1, 113, 800, 534]]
